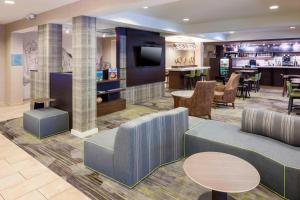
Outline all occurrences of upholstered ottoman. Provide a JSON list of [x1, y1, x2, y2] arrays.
[[23, 108, 69, 138]]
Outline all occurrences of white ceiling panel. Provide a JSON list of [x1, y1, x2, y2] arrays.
[[0, 0, 79, 24]]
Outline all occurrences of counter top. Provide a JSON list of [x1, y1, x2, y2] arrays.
[[167, 66, 211, 72], [233, 66, 300, 69]]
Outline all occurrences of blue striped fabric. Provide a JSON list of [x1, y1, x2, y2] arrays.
[[113, 107, 189, 186]]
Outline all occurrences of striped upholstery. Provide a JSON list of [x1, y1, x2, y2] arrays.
[[242, 108, 300, 146], [84, 107, 189, 187]]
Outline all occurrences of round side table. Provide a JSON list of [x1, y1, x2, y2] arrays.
[[171, 90, 193, 108], [183, 152, 260, 200]]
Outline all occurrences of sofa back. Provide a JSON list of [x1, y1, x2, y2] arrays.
[[113, 107, 189, 186], [242, 108, 300, 146]]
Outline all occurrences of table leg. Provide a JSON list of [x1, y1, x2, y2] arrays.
[[212, 190, 227, 200], [283, 79, 287, 97]]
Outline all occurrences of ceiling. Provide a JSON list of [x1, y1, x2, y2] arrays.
[[0, 0, 79, 24], [99, 0, 300, 41], [133, 0, 300, 24], [3, 0, 300, 42]]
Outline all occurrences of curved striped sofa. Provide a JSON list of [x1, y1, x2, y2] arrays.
[[84, 107, 189, 187], [185, 109, 300, 200]]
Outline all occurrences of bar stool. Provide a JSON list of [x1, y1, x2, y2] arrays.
[[184, 70, 196, 89], [165, 71, 169, 88], [196, 70, 206, 81]]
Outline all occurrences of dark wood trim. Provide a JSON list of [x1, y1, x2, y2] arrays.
[[97, 99, 126, 117]]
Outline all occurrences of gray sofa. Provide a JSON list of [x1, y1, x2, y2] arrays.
[[84, 107, 189, 187], [23, 108, 69, 139], [185, 109, 300, 200]]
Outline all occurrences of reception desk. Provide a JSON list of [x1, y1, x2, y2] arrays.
[[168, 66, 210, 89]]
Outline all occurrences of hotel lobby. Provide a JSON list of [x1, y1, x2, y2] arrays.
[[0, 0, 300, 200]]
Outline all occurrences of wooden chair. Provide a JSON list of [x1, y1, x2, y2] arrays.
[[184, 70, 196, 89], [214, 73, 241, 108], [287, 81, 300, 114], [178, 81, 216, 119]]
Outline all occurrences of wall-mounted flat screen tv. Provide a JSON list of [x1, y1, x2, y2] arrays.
[[137, 46, 162, 66]]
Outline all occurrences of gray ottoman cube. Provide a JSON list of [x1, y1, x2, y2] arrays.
[[23, 108, 69, 138]]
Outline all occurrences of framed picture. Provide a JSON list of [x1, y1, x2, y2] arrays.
[[11, 54, 23, 66]]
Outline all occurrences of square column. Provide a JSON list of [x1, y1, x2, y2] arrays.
[[36, 24, 62, 99], [71, 16, 98, 138]]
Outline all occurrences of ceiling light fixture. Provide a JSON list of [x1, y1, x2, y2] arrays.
[[290, 26, 296, 30], [25, 13, 37, 20], [183, 18, 190, 22], [143, 6, 149, 9], [4, 0, 15, 4], [65, 29, 70, 34], [229, 31, 235, 34], [269, 5, 279, 10]]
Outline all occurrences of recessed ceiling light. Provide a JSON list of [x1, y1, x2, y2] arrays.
[[269, 5, 279, 10], [290, 26, 296, 30], [183, 18, 190, 22], [143, 6, 149, 9], [65, 29, 70, 34], [229, 31, 235, 34], [4, 0, 15, 4]]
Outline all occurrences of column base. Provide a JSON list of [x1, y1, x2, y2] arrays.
[[71, 128, 99, 138]]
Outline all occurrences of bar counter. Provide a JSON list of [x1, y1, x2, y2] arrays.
[[167, 66, 210, 89], [232, 66, 300, 86]]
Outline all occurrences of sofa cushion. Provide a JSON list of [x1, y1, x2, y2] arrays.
[[241, 108, 300, 147], [84, 128, 118, 177], [187, 118, 300, 169], [86, 128, 118, 150], [189, 116, 204, 129]]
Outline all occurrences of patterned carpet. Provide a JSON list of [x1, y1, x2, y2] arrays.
[[0, 87, 296, 200]]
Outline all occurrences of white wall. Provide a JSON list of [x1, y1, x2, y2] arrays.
[[23, 31, 38, 100], [8, 33, 24, 105], [97, 37, 116, 68], [0, 25, 5, 105]]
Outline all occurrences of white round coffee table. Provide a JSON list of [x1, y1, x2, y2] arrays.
[[183, 152, 260, 200], [171, 90, 194, 108]]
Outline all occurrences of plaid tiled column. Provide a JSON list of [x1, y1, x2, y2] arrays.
[[119, 34, 127, 90], [116, 28, 127, 96], [30, 70, 38, 109], [36, 24, 62, 99], [71, 16, 98, 138]]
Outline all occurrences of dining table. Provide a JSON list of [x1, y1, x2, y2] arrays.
[[291, 78, 300, 85], [235, 69, 257, 79]]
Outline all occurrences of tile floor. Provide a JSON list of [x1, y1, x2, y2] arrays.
[[0, 103, 30, 123], [0, 103, 90, 200]]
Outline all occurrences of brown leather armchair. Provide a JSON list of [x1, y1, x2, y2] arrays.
[[214, 73, 240, 108], [178, 81, 216, 119]]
